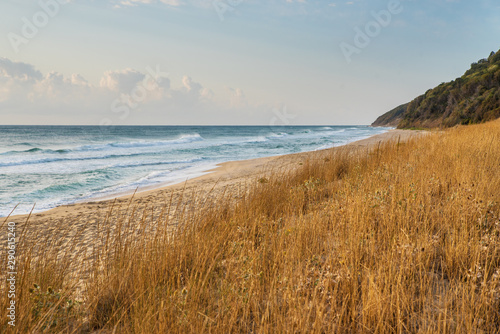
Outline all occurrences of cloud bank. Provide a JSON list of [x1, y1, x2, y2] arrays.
[[0, 57, 266, 125]]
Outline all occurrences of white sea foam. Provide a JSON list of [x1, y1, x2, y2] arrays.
[[0, 126, 393, 216]]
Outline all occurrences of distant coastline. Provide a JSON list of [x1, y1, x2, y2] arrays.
[[7, 128, 416, 225], [0, 125, 392, 217]]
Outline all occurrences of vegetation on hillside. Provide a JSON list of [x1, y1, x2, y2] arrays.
[[371, 103, 408, 127], [1, 120, 500, 333], [373, 49, 500, 128]]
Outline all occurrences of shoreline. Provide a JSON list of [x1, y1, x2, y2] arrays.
[[1, 127, 389, 218], [57, 131, 392, 205], [6, 129, 425, 225]]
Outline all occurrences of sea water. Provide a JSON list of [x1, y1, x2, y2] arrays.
[[0, 125, 391, 216]]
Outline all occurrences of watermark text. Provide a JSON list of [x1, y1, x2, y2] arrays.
[[6, 222, 17, 327], [8, 0, 68, 54]]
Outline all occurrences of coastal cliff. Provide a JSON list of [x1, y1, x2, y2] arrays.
[[373, 49, 500, 128]]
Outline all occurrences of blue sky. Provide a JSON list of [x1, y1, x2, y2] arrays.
[[0, 0, 499, 125]]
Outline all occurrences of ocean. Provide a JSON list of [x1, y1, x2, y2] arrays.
[[0, 125, 391, 217]]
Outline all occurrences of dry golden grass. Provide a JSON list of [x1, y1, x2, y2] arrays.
[[1, 120, 500, 333]]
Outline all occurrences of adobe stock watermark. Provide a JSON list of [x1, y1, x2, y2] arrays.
[[340, 0, 406, 64], [213, 0, 244, 21], [100, 65, 169, 128], [8, 0, 69, 54], [6, 222, 17, 327], [270, 105, 296, 128], [256, 105, 296, 142]]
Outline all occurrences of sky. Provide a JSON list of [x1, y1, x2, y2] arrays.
[[0, 0, 499, 125]]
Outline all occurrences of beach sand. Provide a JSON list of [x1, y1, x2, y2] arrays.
[[3, 129, 426, 292], [7, 129, 422, 227]]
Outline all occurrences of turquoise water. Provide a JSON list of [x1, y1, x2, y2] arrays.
[[0, 125, 391, 216]]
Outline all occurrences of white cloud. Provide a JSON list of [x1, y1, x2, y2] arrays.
[[160, 0, 182, 5], [182, 75, 205, 95], [226, 86, 246, 108], [100, 69, 146, 93], [0, 58, 43, 81], [70, 73, 91, 87], [0, 57, 264, 125]]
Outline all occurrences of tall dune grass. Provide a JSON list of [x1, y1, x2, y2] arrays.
[[1, 120, 499, 333]]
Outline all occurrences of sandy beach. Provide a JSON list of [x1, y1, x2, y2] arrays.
[[1, 129, 425, 296], [5, 121, 500, 333], [6, 129, 422, 229]]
